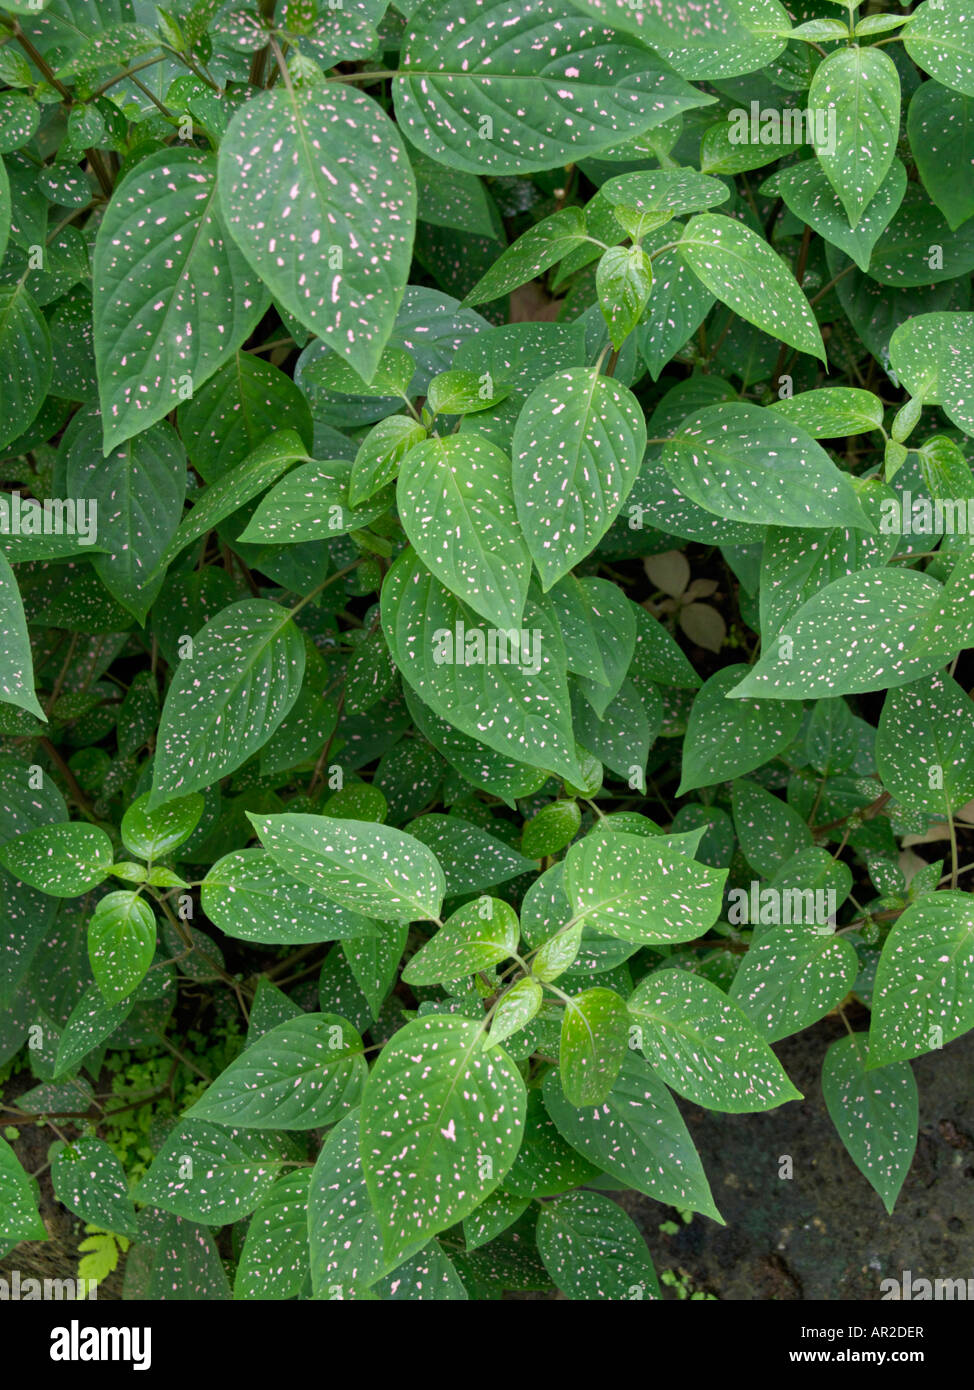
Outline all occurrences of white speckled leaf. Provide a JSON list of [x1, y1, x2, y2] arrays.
[[62, 412, 187, 622], [361, 1015, 526, 1261], [564, 828, 726, 944], [908, 82, 974, 232], [638, 245, 715, 381], [403, 898, 519, 986], [93, 149, 267, 453], [397, 433, 532, 630], [731, 780, 811, 877], [731, 568, 962, 700], [51, 1136, 137, 1237], [186, 1013, 366, 1130], [406, 814, 534, 894], [888, 311, 974, 437], [904, 0, 974, 99], [394, 0, 711, 175], [729, 923, 860, 1043], [0, 553, 45, 721], [630, 969, 801, 1112], [150, 599, 306, 805], [0, 283, 52, 454], [663, 402, 868, 528], [513, 367, 646, 590], [868, 892, 974, 1067], [487, 976, 543, 1048], [561, 0, 789, 81], [542, 1052, 723, 1221], [865, 183, 974, 287], [677, 215, 825, 361], [822, 1034, 917, 1214], [462, 207, 588, 307], [769, 388, 885, 439], [250, 813, 446, 922], [809, 47, 900, 229], [121, 792, 204, 862], [381, 548, 585, 786], [236, 457, 392, 544], [765, 157, 906, 273], [536, 1190, 659, 1300], [758, 515, 898, 642], [54, 983, 135, 1078], [135, 1120, 290, 1223], [234, 1169, 311, 1301], [877, 671, 974, 819], [679, 663, 802, 794], [559, 986, 630, 1105], [87, 890, 156, 1004], [218, 84, 416, 381], [402, 687, 548, 807], [0, 1136, 46, 1244], [342, 921, 409, 1021], [202, 848, 375, 944], [0, 821, 113, 898]]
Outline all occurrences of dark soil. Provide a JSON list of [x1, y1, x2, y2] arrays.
[[624, 1014, 974, 1301]]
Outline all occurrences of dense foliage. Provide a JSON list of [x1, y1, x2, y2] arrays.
[[0, 0, 973, 1302]]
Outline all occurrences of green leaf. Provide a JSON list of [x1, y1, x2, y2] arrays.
[[730, 568, 962, 700], [559, 986, 630, 1105], [601, 168, 730, 218], [729, 923, 860, 1043], [512, 368, 646, 590], [87, 891, 156, 1004], [888, 312, 974, 437], [487, 977, 543, 1048], [382, 549, 584, 786], [904, 0, 974, 99], [151, 599, 306, 805], [908, 82, 974, 233], [54, 985, 135, 1079], [562, 0, 790, 81], [0, 822, 113, 898], [186, 1014, 366, 1129], [822, 1034, 917, 1214], [536, 1190, 659, 1300], [677, 215, 825, 361], [159, 430, 310, 572], [462, 208, 588, 306], [0, 554, 45, 721], [234, 1170, 311, 1300], [678, 664, 802, 793], [397, 433, 531, 630], [121, 792, 204, 861], [629, 969, 801, 1112], [426, 369, 511, 416], [236, 458, 392, 545], [360, 1015, 527, 1260], [868, 892, 974, 1067], [350, 415, 427, 507], [522, 800, 582, 860], [201, 849, 374, 944], [93, 149, 267, 454], [402, 898, 519, 985], [769, 388, 884, 439], [250, 813, 446, 921], [597, 245, 652, 351], [731, 779, 812, 877], [877, 671, 974, 819], [51, 1136, 137, 1237], [866, 183, 974, 286], [662, 402, 869, 528], [134, 1120, 289, 1222], [394, 0, 711, 175], [808, 46, 900, 229], [0, 283, 52, 453], [0, 1136, 46, 1245], [764, 158, 906, 273], [177, 352, 314, 482], [219, 83, 416, 381], [342, 922, 409, 1022], [564, 829, 726, 944], [543, 1053, 723, 1222]]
